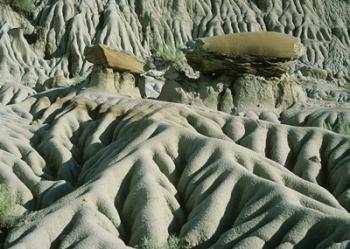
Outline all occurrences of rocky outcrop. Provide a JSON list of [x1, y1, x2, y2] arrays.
[[158, 72, 305, 113], [232, 74, 305, 110], [185, 32, 304, 77], [84, 45, 145, 74], [158, 73, 233, 112], [85, 65, 141, 98]]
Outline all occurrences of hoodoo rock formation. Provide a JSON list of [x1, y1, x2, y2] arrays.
[[83, 45, 144, 97], [158, 33, 306, 113]]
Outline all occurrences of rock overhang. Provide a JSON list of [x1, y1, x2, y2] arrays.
[[84, 44, 146, 74], [185, 32, 305, 77]]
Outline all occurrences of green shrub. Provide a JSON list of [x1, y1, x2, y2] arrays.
[[324, 115, 350, 135], [0, 184, 17, 229], [5, 0, 34, 13], [136, 235, 185, 249], [18, 0, 33, 11], [136, 237, 156, 249], [337, 116, 350, 135], [166, 236, 183, 249], [154, 45, 186, 66], [323, 94, 336, 101]]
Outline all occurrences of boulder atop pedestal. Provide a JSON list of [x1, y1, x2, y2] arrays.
[[185, 32, 305, 77], [84, 44, 145, 74]]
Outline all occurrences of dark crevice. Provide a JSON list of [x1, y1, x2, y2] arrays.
[[134, 1, 150, 48], [318, 134, 330, 189], [116, 162, 141, 245], [153, 151, 187, 234], [24, 32, 38, 45], [91, 11, 105, 45]]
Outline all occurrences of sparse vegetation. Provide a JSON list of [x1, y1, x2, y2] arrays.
[[324, 115, 350, 135], [0, 184, 17, 229], [154, 44, 186, 66], [323, 94, 336, 101], [136, 235, 185, 249], [4, 0, 34, 13], [18, 0, 33, 11]]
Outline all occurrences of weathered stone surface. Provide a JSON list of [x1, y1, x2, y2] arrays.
[[185, 32, 305, 77], [159, 73, 305, 113], [232, 74, 306, 110], [40, 75, 87, 91], [86, 65, 141, 97], [300, 66, 328, 80], [158, 74, 232, 112], [84, 45, 145, 74], [189, 32, 304, 59], [41, 75, 70, 90], [0, 81, 36, 105], [138, 72, 165, 99]]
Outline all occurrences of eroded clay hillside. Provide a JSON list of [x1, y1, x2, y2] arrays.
[[1, 88, 350, 249], [0, 0, 350, 249], [0, 0, 349, 84]]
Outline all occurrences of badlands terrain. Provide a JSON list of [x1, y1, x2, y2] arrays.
[[0, 0, 350, 248]]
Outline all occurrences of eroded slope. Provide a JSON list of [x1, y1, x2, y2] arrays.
[[1, 89, 350, 248]]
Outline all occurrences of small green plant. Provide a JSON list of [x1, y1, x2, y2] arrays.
[[18, 0, 33, 11], [136, 235, 184, 249], [166, 236, 183, 249], [0, 184, 17, 229], [154, 44, 186, 66], [337, 116, 350, 135], [5, 0, 34, 13], [324, 115, 350, 135], [323, 94, 336, 101]]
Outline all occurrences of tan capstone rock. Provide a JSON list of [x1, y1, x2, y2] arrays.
[[84, 44, 145, 74], [192, 32, 304, 59], [186, 32, 305, 77]]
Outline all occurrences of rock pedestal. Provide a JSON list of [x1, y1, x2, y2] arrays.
[[84, 45, 144, 97], [232, 74, 306, 110], [86, 65, 141, 98]]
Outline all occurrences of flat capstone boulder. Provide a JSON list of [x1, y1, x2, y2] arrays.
[[185, 32, 305, 77], [84, 44, 145, 74]]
